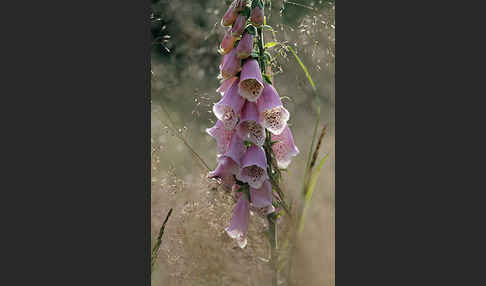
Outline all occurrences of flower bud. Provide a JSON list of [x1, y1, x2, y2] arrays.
[[236, 33, 254, 59], [219, 30, 237, 55], [221, 2, 238, 26], [234, 0, 247, 12], [250, 6, 264, 27], [230, 15, 247, 37]]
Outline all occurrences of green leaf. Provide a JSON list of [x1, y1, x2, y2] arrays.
[[264, 41, 278, 49], [263, 74, 273, 84], [298, 152, 329, 235], [287, 45, 316, 91]]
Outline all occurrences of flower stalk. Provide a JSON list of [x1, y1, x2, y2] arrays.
[[208, 1, 298, 284]]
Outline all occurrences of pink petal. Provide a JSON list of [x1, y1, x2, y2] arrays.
[[221, 1, 238, 26], [271, 125, 299, 169], [236, 33, 253, 59], [216, 76, 238, 96], [208, 156, 239, 189], [236, 145, 268, 189], [250, 6, 264, 27], [250, 180, 272, 208], [236, 101, 266, 146], [206, 120, 234, 154], [230, 15, 247, 37], [257, 83, 290, 135], [238, 59, 264, 102], [213, 80, 245, 129], [225, 194, 250, 248], [220, 48, 241, 78], [224, 132, 246, 166]]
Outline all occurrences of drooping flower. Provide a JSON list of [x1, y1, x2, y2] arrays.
[[230, 15, 247, 37], [213, 80, 245, 129], [216, 76, 238, 96], [234, 0, 247, 12], [271, 125, 299, 169], [221, 1, 238, 27], [208, 156, 239, 189], [250, 6, 264, 27], [224, 132, 246, 166], [236, 101, 266, 146], [257, 83, 290, 135], [225, 193, 250, 248], [206, 120, 235, 154], [236, 33, 254, 59], [237, 145, 268, 189], [220, 48, 241, 79], [249, 180, 275, 216], [219, 30, 238, 55], [238, 59, 264, 102]]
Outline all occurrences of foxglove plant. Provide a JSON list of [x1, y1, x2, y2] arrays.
[[208, 0, 299, 258]]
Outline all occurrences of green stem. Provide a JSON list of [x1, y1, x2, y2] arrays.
[[257, 16, 278, 286]]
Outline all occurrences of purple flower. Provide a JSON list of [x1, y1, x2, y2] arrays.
[[250, 6, 264, 27], [225, 193, 250, 248], [236, 33, 254, 59], [224, 132, 246, 166], [256, 83, 290, 135], [216, 76, 238, 96], [219, 30, 237, 55], [271, 125, 299, 169], [236, 145, 268, 189], [249, 180, 275, 216], [236, 101, 266, 146], [238, 59, 264, 102], [213, 80, 245, 129], [208, 156, 239, 190], [206, 120, 235, 155], [221, 1, 238, 27], [230, 15, 247, 37], [220, 47, 241, 79]]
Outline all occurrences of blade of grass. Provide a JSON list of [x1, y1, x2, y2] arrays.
[[151, 208, 173, 273], [286, 45, 321, 195], [298, 153, 329, 235]]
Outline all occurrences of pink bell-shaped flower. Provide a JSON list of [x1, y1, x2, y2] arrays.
[[223, 132, 246, 166], [250, 6, 264, 27], [213, 80, 245, 129], [238, 59, 264, 102], [236, 145, 268, 189], [271, 125, 299, 169], [206, 120, 235, 155], [236, 33, 253, 59], [249, 180, 275, 216], [219, 30, 237, 55], [256, 83, 290, 135], [220, 48, 241, 79], [236, 101, 266, 146], [208, 156, 239, 190], [230, 15, 247, 37], [221, 1, 238, 27], [225, 193, 250, 248]]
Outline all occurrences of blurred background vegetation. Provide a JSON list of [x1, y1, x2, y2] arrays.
[[151, 0, 334, 285]]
